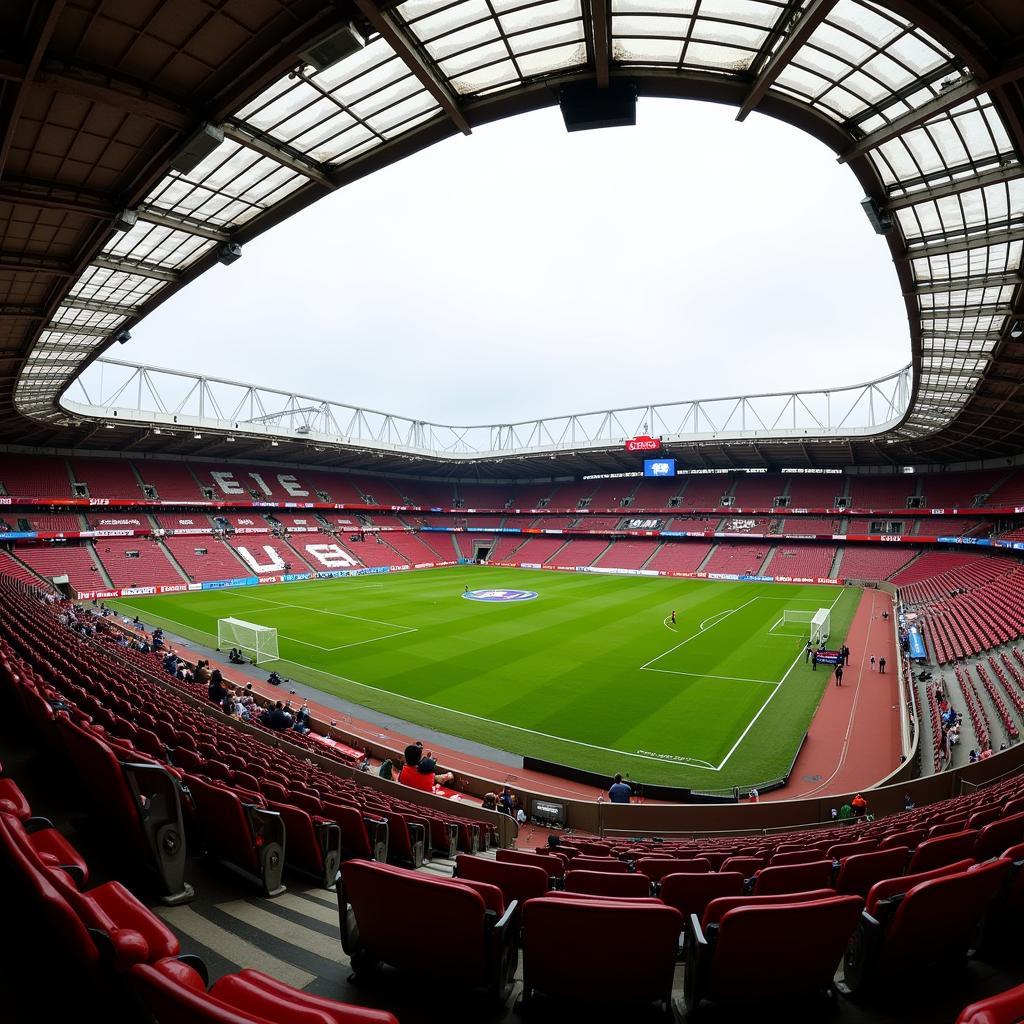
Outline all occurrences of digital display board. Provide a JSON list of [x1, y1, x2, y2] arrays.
[[643, 458, 676, 478]]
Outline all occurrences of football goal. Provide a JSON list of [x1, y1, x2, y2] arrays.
[[217, 617, 279, 665], [773, 608, 831, 644]]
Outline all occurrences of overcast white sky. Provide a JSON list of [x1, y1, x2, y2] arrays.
[[123, 97, 908, 425]]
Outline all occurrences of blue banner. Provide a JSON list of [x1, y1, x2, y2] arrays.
[[201, 576, 259, 590], [282, 572, 312, 582], [908, 626, 926, 660]]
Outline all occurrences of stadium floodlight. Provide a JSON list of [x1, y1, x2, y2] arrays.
[[171, 122, 224, 174], [115, 329, 131, 344], [217, 241, 242, 265], [301, 23, 365, 72], [218, 618, 279, 665], [112, 209, 137, 232], [860, 196, 893, 234], [1012, 321, 1024, 339]]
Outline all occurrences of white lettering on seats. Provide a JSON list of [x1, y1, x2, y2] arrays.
[[305, 543, 359, 568], [278, 474, 309, 497], [235, 545, 287, 573], [211, 471, 243, 495], [248, 472, 273, 496]]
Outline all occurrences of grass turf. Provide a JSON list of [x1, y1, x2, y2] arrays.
[[108, 566, 859, 789]]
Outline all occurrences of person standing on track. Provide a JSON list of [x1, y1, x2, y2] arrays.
[[835, 664, 843, 687], [870, 655, 876, 671], [879, 656, 886, 674]]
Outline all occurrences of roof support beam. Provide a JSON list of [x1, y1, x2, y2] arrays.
[[841, 58, 1024, 162], [736, 0, 837, 123], [0, 253, 75, 276], [350, 0, 471, 136], [222, 119, 336, 190], [135, 205, 230, 242], [0, 305, 45, 319], [906, 225, 1024, 259], [0, 177, 114, 217], [885, 162, 1024, 211], [61, 296, 140, 317], [91, 255, 179, 283], [908, 272, 1023, 296], [0, 2, 65, 179], [45, 322, 117, 338], [918, 302, 1012, 319], [590, 0, 611, 89], [34, 63, 192, 129]]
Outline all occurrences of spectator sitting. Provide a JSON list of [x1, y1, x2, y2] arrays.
[[903, 793, 915, 811], [416, 747, 454, 787], [498, 786, 514, 815], [208, 673, 228, 705], [292, 702, 311, 734], [851, 793, 868, 816], [481, 792, 497, 810], [980, 747, 994, 760], [547, 834, 561, 849], [263, 701, 292, 731], [378, 759, 394, 781], [267, 670, 282, 686], [398, 743, 453, 790], [969, 748, 979, 764]]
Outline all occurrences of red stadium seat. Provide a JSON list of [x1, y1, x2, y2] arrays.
[[339, 859, 517, 999], [974, 812, 1024, 862], [956, 983, 1024, 1024], [266, 800, 342, 889], [637, 856, 710, 881], [752, 860, 835, 896], [519, 897, 681, 1011], [186, 775, 285, 896], [842, 860, 1011, 995], [321, 801, 388, 862], [659, 872, 745, 926], [833, 847, 909, 898], [564, 870, 652, 897], [685, 895, 862, 1013], [569, 855, 630, 873], [907, 830, 980, 873], [130, 959, 400, 1024], [453, 853, 549, 911], [496, 848, 566, 881]]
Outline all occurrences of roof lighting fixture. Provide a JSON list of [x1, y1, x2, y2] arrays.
[[171, 122, 225, 174], [271, 440, 279, 447], [1011, 321, 1024, 339], [112, 209, 138, 232], [115, 329, 131, 345], [153, 428, 161, 434], [860, 196, 893, 235], [226, 436, 235, 442], [217, 242, 242, 265], [194, 432, 202, 439]]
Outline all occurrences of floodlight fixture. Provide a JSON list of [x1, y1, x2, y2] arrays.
[[217, 242, 242, 265], [1011, 321, 1024, 339], [113, 209, 138, 232], [115, 329, 131, 344], [860, 196, 893, 234], [171, 122, 225, 174]]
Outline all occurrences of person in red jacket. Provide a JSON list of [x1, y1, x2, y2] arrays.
[[397, 742, 454, 791]]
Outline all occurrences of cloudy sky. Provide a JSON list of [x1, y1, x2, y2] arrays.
[[118, 97, 908, 426]]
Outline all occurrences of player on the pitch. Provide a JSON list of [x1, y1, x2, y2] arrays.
[[671, 609, 676, 625]]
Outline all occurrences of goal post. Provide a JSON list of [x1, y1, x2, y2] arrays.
[[217, 617, 279, 665], [810, 608, 831, 646]]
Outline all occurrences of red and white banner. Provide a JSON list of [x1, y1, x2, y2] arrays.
[[625, 435, 662, 452]]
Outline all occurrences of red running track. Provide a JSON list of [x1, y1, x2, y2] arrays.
[[764, 587, 902, 801]]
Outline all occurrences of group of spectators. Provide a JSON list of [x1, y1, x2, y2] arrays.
[[482, 785, 527, 823], [936, 687, 962, 760]]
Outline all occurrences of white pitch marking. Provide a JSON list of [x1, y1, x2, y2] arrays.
[[715, 587, 848, 771], [640, 596, 761, 671], [643, 667, 779, 686], [233, 591, 416, 632], [277, 628, 416, 653]]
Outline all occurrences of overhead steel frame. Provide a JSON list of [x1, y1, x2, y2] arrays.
[[64, 358, 912, 459]]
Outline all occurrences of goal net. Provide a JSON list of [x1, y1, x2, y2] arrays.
[[217, 617, 279, 665], [810, 608, 831, 646]]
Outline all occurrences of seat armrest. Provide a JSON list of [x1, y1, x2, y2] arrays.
[[487, 899, 518, 1003]]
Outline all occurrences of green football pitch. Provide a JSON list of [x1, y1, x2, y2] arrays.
[[108, 566, 859, 789]]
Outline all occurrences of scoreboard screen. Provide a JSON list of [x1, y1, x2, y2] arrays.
[[643, 458, 676, 477]]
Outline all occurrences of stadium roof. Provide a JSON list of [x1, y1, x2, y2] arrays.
[[1, 0, 1023, 477]]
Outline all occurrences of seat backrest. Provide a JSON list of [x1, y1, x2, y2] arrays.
[[565, 870, 651, 897], [321, 801, 373, 859], [341, 859, 490, 983], [702, 889, 838, 928], [881, 859, 1012, 961], [570, 856, 629, 873], [659, 872, 745, 921], [825, 838, 877, 860], [879, 829, 925, 850], [834, 846, 909, 897], [521, 898, 682, 1003], [637, 857, 710, 881], [752, 861, 834, 896], [186, 775, 258, 872], [496, 848, 565, 877], [707, 897, 863, 998], [955, 981, 1024, 1024], [865, 857, 977, 915], [454, 854, 548, 908], [974, 812, 1024, 861], [907, 830, 979, 873], [720, 856, 764, 876], [768, 849, 827, 867]]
